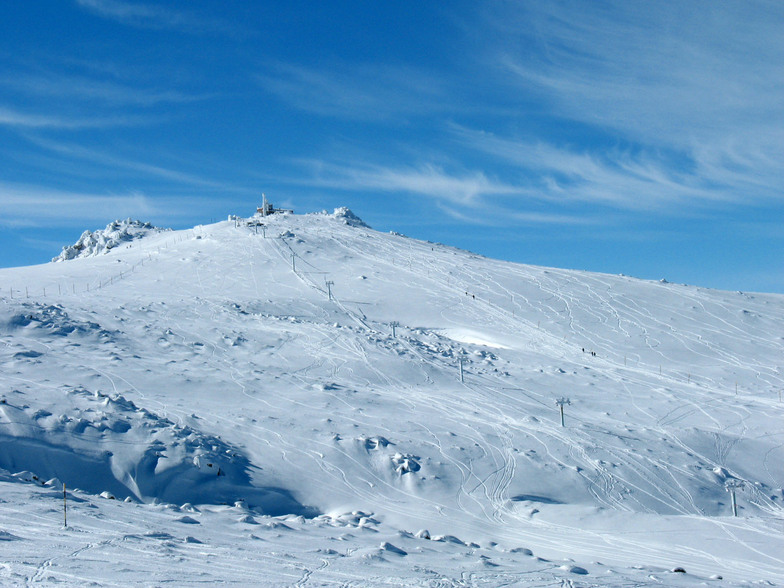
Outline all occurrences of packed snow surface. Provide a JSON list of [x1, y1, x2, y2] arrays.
[[1, 208, 782, 586]]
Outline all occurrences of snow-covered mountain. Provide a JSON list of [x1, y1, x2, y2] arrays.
[[1, 208, 782, 586]]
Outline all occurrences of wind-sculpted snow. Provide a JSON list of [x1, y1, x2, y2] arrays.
[[0, 386, 315, 516], [0, 209, 783, 585], [327, 206, 370, 228], [5, 303, 115, 339], [53, 218, 167, 262]]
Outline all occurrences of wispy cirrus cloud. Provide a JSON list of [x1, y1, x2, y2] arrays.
[[283, 157, 599, 227], [435, 201, 593, 227], [0, 181, 220, 229], [478, 1, 784, 207], [0, 182, 157, 227], [259, 2, 783, 219], [21, 135, 251, 193], [257, 61, 452, 120], [490, 1, 784, 141], [280, 155, 594, 226], [290, 159, 520, 206], [0, 72, 211, 107], [451, 126, 738, 211], [0, 105, 151, 129], [74, 0, 230, 33]]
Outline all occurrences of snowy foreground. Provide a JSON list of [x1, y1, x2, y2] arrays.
[[1, 209, 782, 586]]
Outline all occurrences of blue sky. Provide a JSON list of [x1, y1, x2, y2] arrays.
[[1, 1, 782, 292]]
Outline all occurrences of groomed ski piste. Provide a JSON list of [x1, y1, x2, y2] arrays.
[[0, 208, 782, 586]]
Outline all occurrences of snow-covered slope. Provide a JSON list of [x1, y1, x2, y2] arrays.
[[1, 208, 782, 586]]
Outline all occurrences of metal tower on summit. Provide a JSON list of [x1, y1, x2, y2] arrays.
[[258, 193, 271, 217], [256, 194, 292, 217]]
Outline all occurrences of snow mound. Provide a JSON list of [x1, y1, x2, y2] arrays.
[[0, 386, 316, 516], [331, 207, 370, 228], [53, 219, 168, 261], [440, 329, 511, 349], [5, 303, 114, 340]]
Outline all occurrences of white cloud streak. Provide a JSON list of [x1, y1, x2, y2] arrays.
[[0, 182, 217, 229], [485, 1, 784, 204], [0, 73, 210, 107], [285, 158, 595, 226], [0, 183, 156, 227], [257, 62, 451, 120], [258, 2, 782, 216], [452, 126, 737, 211], [74, 0, 227, 33], [291, 159, 520, 206], [0, 106, 149, 129], [436, 201, 593, 227], [494, 1, 784, 137], [19, 136, 248, 193]]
